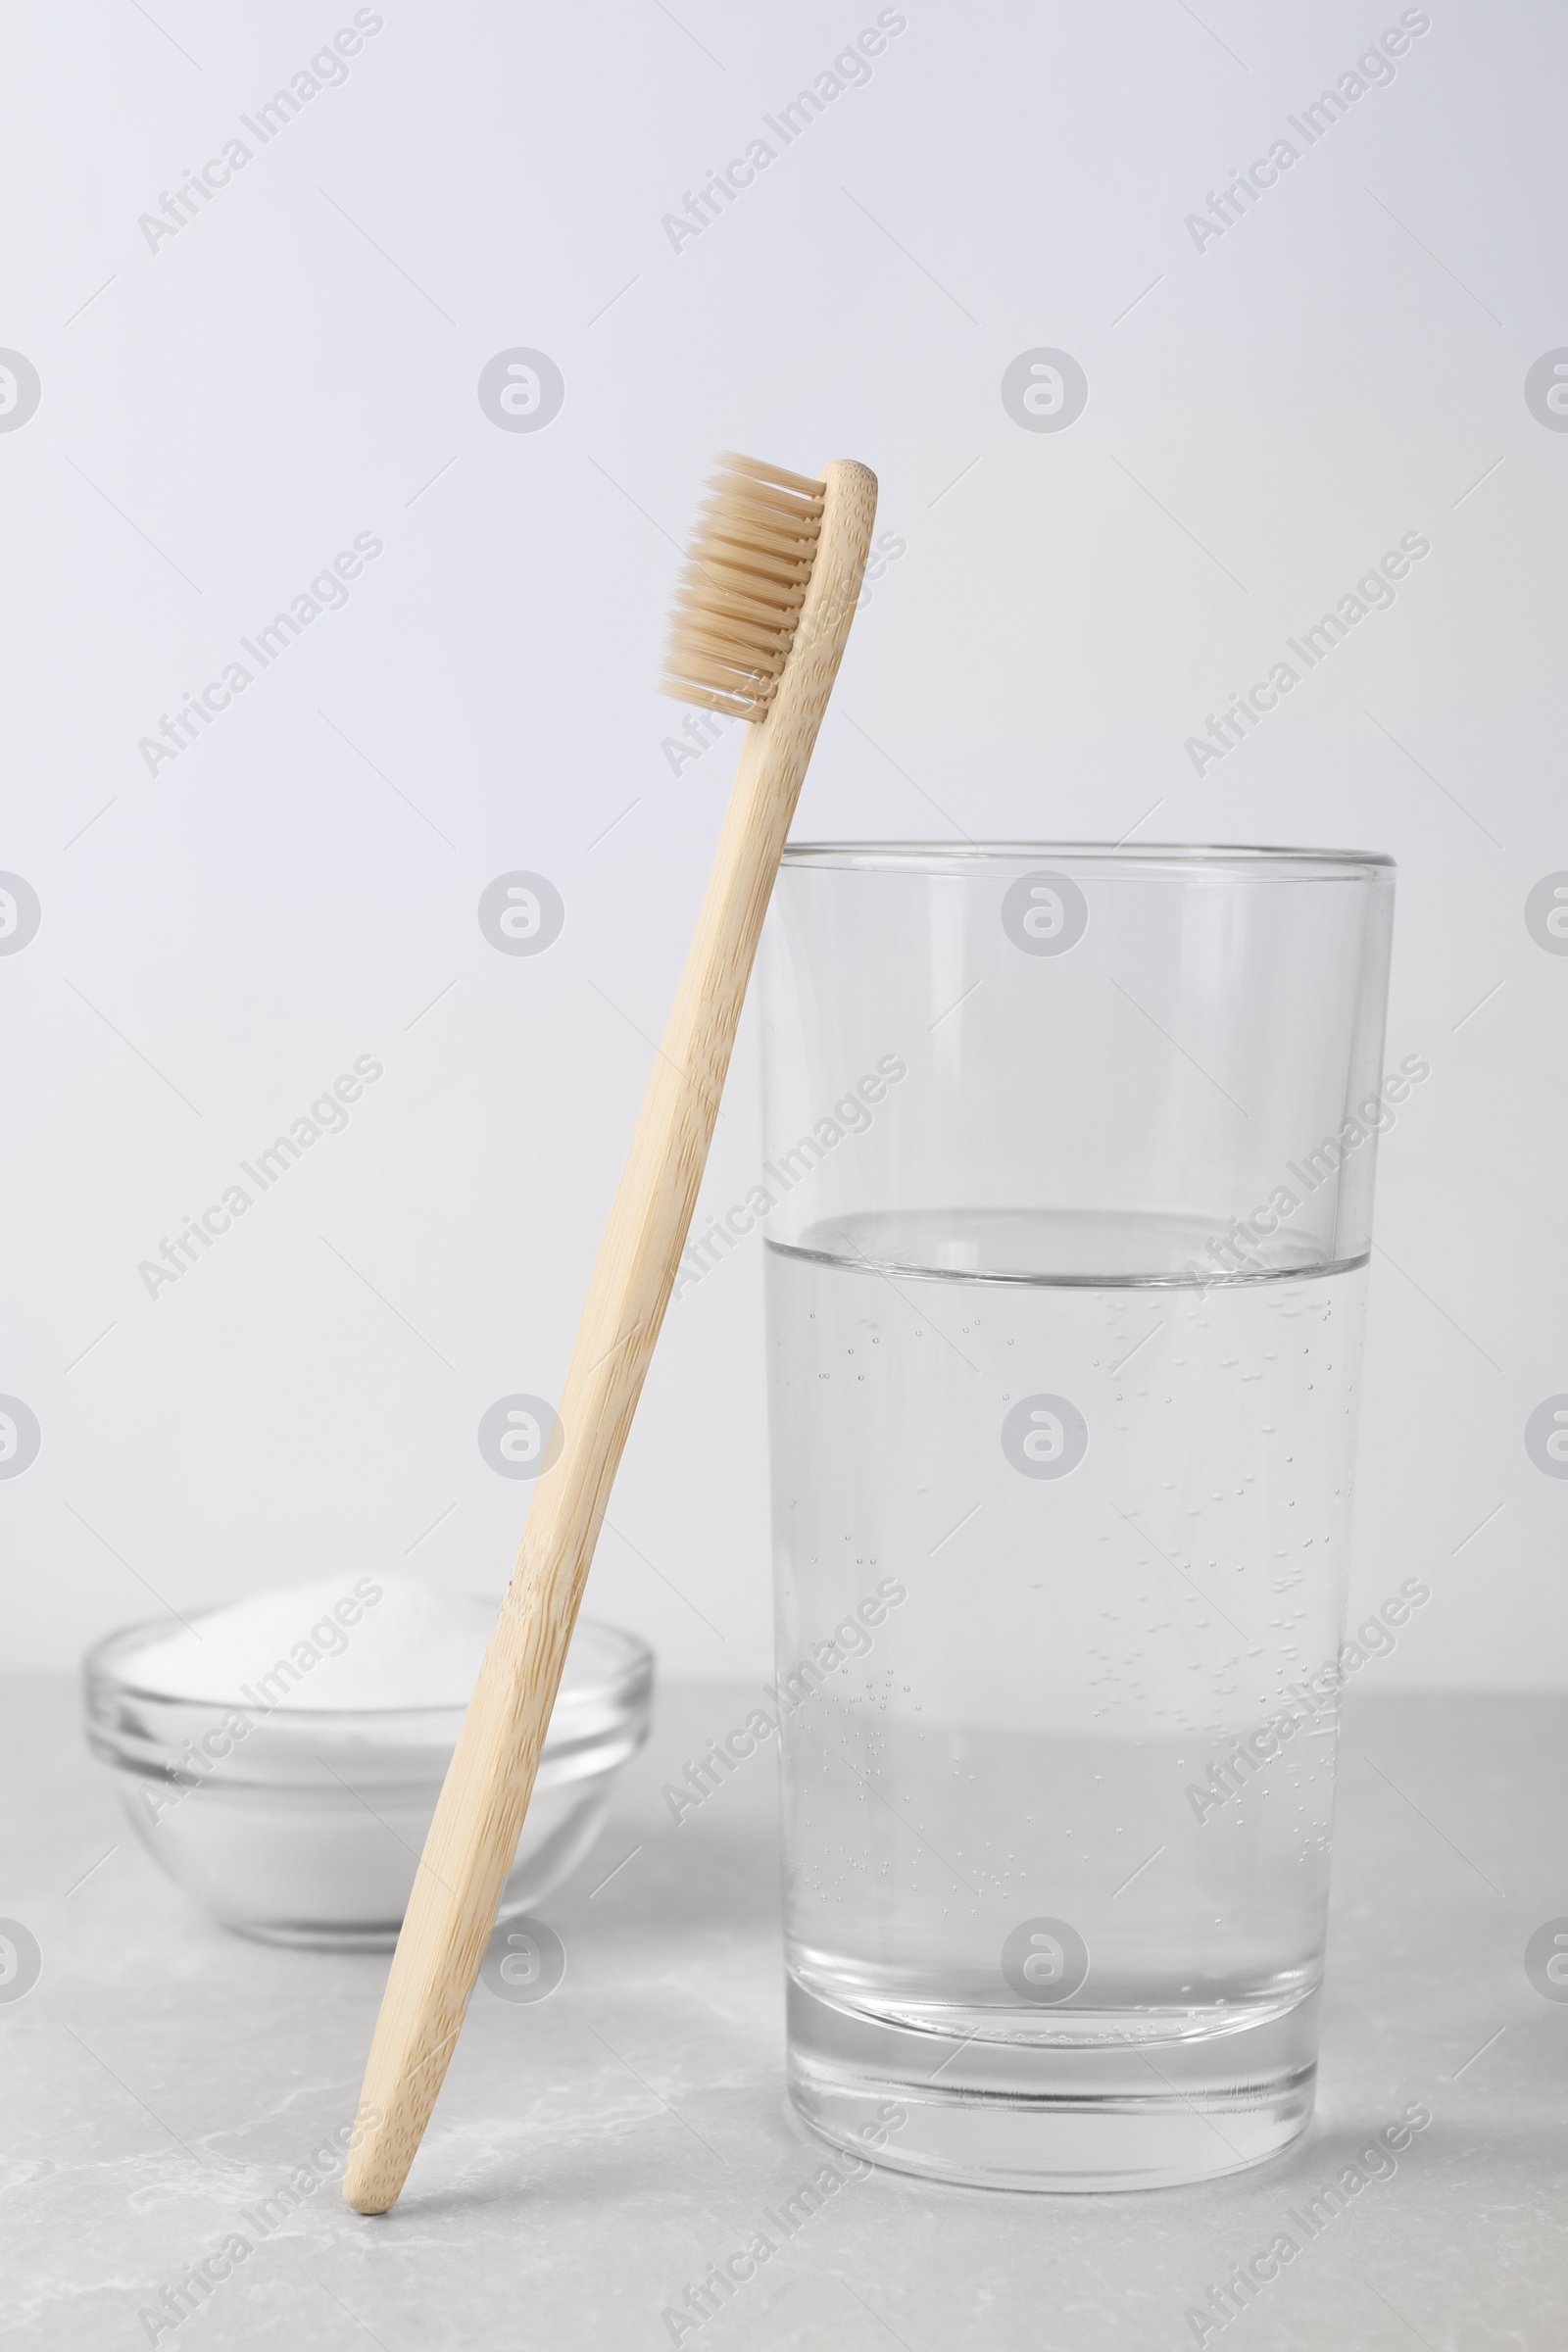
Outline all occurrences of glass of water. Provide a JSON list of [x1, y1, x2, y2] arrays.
[[759, 843, 1396, 2191]]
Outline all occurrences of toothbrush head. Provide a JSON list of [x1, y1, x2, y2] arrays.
[[660, 453, 827, 722]]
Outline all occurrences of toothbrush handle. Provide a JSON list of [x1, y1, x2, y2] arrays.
[[343, 460, 877, 2215]]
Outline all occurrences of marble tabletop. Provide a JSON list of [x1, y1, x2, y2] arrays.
[[4, 1677, 1565, 2350]]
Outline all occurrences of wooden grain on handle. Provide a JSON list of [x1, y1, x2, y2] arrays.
[[343, 459, 877, 2214]]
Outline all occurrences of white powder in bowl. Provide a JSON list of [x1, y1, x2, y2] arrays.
[[121, 1574, 501, 1710]]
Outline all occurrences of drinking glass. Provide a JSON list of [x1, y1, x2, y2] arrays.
[[759, 843, 1396, 2190]]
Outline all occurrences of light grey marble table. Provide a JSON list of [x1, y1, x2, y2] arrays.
[[4, 1678, 1565, 2350]]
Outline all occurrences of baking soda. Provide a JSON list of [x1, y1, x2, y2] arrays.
[[122, 1574, 500, 1710]]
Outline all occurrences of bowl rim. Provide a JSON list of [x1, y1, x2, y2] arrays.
[[82, 1607, 654, 1724]]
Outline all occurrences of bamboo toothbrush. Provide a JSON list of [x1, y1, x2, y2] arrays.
[[343, 452, 878, 2215]]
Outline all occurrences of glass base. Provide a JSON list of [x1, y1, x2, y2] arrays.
[[787, 1977, 1318, 2192]]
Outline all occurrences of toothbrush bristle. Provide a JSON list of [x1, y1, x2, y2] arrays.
[[660, 453, 826, 721]]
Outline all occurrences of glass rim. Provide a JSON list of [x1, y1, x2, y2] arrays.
[[781, 840, 1395, 875]]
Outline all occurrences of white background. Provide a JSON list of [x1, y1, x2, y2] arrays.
[[2, 0, 1562, 1684]]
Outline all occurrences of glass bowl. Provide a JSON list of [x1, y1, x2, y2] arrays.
[[83, 1613, 653, 1947]]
